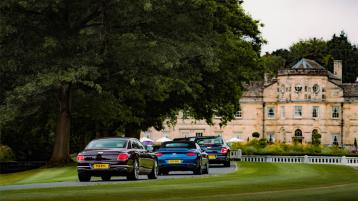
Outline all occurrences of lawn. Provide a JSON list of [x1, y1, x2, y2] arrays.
[[1, 162, 358, 201], [0, 166, 77, 185]]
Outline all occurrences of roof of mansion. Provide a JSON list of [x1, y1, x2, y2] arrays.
[[242, 58, 358, 98]]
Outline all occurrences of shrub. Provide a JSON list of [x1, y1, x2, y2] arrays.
[[243, 146, 257, 155], [258, 138, 268, 148], [263, 144, 285, 155], [312, 132, 322, 145], [0, 145, 15, 162], [252, 132, 260, 138]]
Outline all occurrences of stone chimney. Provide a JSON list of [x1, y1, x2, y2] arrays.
[[333, 60, 343, 81]]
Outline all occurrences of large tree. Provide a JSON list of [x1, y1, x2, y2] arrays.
[[0, 0, 263, 164]]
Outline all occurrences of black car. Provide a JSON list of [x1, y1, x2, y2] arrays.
[[77, 137, 158, 182], [174, 136, 231, 167], [156, 141, 209, 175], [195, 136, 231, 167]]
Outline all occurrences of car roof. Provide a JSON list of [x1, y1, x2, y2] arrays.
[[162, 141, 197, 145], [195, 136, 222, 139], [91, 137, 137, 141]]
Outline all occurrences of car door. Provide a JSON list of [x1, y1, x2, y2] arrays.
[[132, 140, 152, 171]]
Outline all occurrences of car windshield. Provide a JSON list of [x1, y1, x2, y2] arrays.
[[161, 142, 196, 149], [196, 137, 223, 146], [86, 139, 127, 149]]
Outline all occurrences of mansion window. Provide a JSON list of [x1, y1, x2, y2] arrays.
[[294, 106, 303, 118], [235, 108, 242, 118], [267, 107, 275, 118], [312, 106, 319, 118], [332, 106, 340, 119], [196, 132, 203, 137]]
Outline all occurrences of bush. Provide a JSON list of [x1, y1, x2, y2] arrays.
[[262, 144, 285, 155], [258, 139, 268, 148], [229, 141, 352, 156], [0, 145, 15, 162], [252, 132, 260, 138], [242, 146, 257, 155]]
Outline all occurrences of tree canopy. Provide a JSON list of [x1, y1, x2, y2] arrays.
[[268, 32, 358, 83], [0, 0, 263, 163]]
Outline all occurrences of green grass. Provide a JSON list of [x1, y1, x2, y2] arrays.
[[1, 162, 358, 201], [0, 166, 77, 185]]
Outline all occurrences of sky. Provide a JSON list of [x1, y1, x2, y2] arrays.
[[243, 0, 358, 53]]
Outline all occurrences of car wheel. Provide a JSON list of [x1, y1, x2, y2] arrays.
[[101, 175, 111, 181], [203, 162, 209, 174], [193, 164, 202, 175], [127, 159, 140, 180], [78, 173, 91, 182], [159, 169, 169, 175], [148, 160, 158, 179], [224, 160, 231, 167]]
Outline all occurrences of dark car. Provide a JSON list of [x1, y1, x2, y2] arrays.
[[156, 141, 209, 175], [174, 136, 231, 167], [77, 137, 158, 182], [195, 136, 231, 167]]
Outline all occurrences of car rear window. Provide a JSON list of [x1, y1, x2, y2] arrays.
[[196, 137, 223, 146], [86, 139, 127, 149], [161, 142, 196, 149]]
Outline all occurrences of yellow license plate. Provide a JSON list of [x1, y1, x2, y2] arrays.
[[167, 160, 182, 164], [93, 164, 109, 169], [208, 155, 216, 159]]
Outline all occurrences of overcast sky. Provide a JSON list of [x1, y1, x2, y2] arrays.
[[243, 0, 358, 53]]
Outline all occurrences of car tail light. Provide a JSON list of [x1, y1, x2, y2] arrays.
[[155, 153, 163, 157], [186, 152, 196, 156], [117, 153, 129, 161], [221, 148, 229, 154], [77, 154, 85, 161]]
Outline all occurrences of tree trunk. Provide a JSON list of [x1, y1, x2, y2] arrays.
[[49, 83, 72, 165], [125, 126, 141, 139]]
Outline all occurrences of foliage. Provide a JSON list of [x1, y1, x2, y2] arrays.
[[259, 55, 285, 76], [252, 132, 260, 138], [231, 142, 353, 156], [0, 0, 263, 162], [268, 31, 358, 83], [0, 144, 15, 162], [311, 131, 322, 145]]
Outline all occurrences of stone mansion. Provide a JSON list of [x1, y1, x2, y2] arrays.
[[142, 59, 358, 146]]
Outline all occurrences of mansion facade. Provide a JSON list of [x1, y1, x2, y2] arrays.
[[142, 59, 358, 146]]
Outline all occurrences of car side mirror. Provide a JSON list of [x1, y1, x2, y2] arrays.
[[145, 145, 154, 152]]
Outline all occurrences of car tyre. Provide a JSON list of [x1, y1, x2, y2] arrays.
[[159, 169, 169, 175], [78, 173, 91, 182], [101, 175, 111, 181], [203, 162, 209, 174], [193, 164, 203, 175], [127, 159, 140, 180], [148, 160, 159, 179], [224, 160, 231, 167]]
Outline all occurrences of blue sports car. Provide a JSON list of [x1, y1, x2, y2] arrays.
[[156, 141, 209, 175]]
